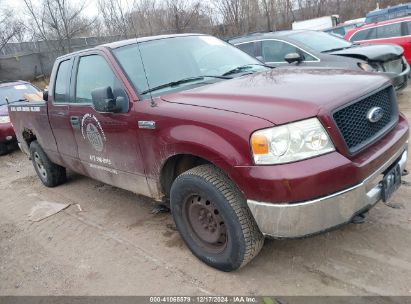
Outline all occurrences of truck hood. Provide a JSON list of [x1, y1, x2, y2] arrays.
[[329, 44, 403, 61], [160, 68, 389, 125]]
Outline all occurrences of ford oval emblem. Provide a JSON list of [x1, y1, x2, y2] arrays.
[[367, 107, 384, 123]]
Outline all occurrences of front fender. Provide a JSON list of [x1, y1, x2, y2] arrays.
[[135, 99, 273, 199], [150, 124, 250, 179], [141, 124, 263, 200]]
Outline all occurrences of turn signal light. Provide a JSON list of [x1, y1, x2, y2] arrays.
[[251, 134, 269, 155]]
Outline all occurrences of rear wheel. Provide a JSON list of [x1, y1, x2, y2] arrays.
[[170, 164, 264, 271], [30, 141, 66, 187]]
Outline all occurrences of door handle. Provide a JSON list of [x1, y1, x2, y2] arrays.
[[70, 116, 80, 129]]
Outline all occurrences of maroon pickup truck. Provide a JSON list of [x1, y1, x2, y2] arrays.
[[9, 34, 409, 271]]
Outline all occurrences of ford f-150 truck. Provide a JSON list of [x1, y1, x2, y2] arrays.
[[9, 34, 409, 272]]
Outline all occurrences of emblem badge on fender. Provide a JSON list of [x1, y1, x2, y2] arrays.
[[81, 113, 106, 152], [367, 107, 384, 123]]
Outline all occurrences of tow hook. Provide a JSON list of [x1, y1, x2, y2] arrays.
[[351, 212, 368, 224]]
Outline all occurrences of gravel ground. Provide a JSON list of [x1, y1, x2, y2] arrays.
[[0, 87, 410, 296]]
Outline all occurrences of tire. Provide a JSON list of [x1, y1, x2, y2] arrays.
[[170, 164, 264, 271], [0, 143, 8, 155], [30, 141, 66, 187]]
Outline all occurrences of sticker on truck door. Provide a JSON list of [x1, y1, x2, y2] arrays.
[[81, 113, 106, 152]]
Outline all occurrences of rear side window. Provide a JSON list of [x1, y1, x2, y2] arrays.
[[54, 60, 71, 103], [376, 23, 402, 39], [236, 42, 256, 57], [75, 55, 126, 104], [350, 28, 376, 42]]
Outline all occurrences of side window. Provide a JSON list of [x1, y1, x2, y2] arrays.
[[407, 21, 411, 34], [350, 28, 376, 42], [236, 42, 255, 57], [376, 23, 402, 39], [262, 40, 316, 62], [262, 40, 294, 62], [54, 60, 71, 103], [75, 55, 126, 104]]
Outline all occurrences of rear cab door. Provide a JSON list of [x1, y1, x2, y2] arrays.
[[48, 56, 80, 168], [67, 49, 150, 196]]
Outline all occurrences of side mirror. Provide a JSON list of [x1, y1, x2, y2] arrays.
[[256, 56, 265, 63], [284, 53, 303, 64], [91, 86, 127, 113], [43, 90, 48, 102]]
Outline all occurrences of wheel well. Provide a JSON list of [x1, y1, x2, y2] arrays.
[[22, 129, 37, 147], [160, 154, 211, 199]]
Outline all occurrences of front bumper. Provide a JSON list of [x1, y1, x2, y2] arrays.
[[384, 60, 410, 91], [247, 142, 408, 238]]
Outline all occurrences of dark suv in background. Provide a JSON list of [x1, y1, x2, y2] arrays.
[[230, 30, 410, 91]]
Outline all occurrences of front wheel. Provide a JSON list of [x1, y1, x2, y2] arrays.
[[170, 164, 264, 271]]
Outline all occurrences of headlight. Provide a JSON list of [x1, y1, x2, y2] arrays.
[[358, 62, 379, 72], [0, 115, 10, 124], [358, 62, 376, 72], [250, 118, 335, 165]]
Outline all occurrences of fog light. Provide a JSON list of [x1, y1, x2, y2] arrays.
[[6, 136, 12, 141]]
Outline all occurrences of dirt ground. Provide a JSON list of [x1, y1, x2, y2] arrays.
[[1, 87, 411, 296]]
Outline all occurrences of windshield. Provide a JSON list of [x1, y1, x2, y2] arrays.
[[113, 35, 267, 95], [0, 83, 40, 106], [290, 31, 352, 52]]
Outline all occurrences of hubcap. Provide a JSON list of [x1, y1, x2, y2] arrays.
[[183, 195, 227, 253], [34, 152, 47, 179]]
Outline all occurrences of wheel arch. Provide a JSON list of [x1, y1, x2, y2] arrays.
[[158, 149, 244, 201], [20, 128, 37, 155], [143, 123, 256, 201]]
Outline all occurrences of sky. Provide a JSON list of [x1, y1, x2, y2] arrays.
[[6, 0, 100, 18]]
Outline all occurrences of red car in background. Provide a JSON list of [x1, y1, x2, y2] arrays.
[[0, 81, 41, 155], [345, 17, 411, 64]]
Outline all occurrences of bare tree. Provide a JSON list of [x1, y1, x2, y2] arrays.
[[0, 1, 24, 53], [163, 0, 202, 33], [23, 0, 95, 53], [97, 0, 134, 38], [132, 0, 158, 36], [212, 0, 248, 36]]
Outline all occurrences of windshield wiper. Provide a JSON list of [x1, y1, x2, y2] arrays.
[[141, 75, 231, 95], [222, 64, 271, 77]]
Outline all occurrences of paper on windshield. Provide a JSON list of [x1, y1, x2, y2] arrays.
[[14, 85, 28, 90]]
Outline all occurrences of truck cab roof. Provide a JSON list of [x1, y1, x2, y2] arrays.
[[56, 33, 205, 60]]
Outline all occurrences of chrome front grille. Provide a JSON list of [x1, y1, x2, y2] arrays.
[[333, 86, 399, 154]]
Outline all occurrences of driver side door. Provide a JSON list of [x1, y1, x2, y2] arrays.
[[68, 52, 149, 196]]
